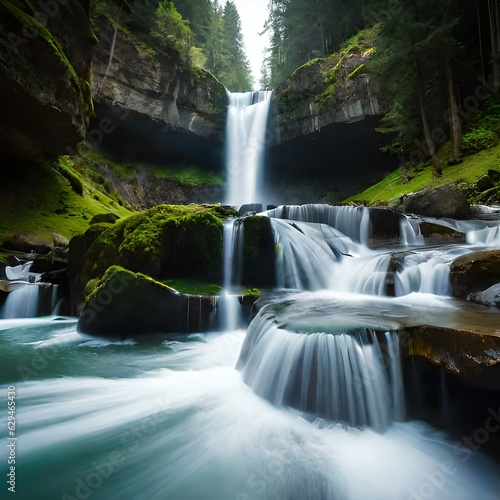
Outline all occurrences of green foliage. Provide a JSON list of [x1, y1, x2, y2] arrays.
[[265, 0, 366, 87], [462, 128, 498, 155], [214, 1, 252, 91], [150, 1, 192, 59]]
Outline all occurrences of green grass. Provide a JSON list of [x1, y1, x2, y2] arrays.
[[0, 159, 131, 245], [344, 143, 500, 205]]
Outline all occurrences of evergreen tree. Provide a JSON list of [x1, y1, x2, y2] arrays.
[[217, 1, 252, 91], [373, 0, 463, 175]]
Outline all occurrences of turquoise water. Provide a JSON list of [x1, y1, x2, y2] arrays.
[[1, 316, 499, 499]]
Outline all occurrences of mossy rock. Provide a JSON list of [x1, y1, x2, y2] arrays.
[[78, 266, 218, 336], [450, 250, 500, 298], [70, 204, 237, 311], [90, 213, 120, 225]]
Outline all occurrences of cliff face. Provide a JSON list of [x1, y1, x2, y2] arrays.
[[90, 17, 227, 169], [0, 0, 94, 161], [273, 49, 387, 144]]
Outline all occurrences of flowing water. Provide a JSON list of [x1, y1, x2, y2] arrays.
[[1, 317, 499, 500], [225, 91, 273, 208], [2, 97, 500, 499]]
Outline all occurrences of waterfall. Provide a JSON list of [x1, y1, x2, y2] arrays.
[[266, 204, 373, 244], [225, 91, 273, 208], [236, 305, 405, 432], [271, 219, 341, 290], [1, 285, 42, 318], [219, 219, 244, 330]]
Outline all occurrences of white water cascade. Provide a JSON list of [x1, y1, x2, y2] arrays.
[[225, 91, 273, 208], [2, 285, 42, 318], [236, 304, 405, 432], [219, 219, 244, 330]]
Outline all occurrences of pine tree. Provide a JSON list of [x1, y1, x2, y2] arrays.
[[217, 1, 252, 91]]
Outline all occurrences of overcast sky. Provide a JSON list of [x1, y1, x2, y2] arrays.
[[232, 0, 270, 88]]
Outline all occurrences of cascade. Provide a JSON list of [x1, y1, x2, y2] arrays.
[[271, 219, 342, 290], [2, 285, 42, 318], [219, 218, 245, 330], [236, 305, 405, 432], [266, 204, 373, 244], [225, 91, 273, 208]]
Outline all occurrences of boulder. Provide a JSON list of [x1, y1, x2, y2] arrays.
[[3, 233, 52, 255], [450, 250, 500, 298], [418, 222, 465, 242], [78, 266, 218, 336], [69, 204, 237, 313], [51, 232, 70, 249], [90, 213, 120, 225], [467, 283, 500, 308], [399, 183, 472, 218]]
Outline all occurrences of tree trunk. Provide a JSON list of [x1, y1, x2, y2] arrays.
[[444, 55, 462, 162], [417, 69, 442, 176]]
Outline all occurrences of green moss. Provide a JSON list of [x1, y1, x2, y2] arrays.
[[347, 63, 366, 79], [319, 25, 380, 108], [163, 278, 222, 295], [344, 142, 500, 205], [77, 204, 238, 296], [0, 158, 131, 245], [241, 288, 261, 298]]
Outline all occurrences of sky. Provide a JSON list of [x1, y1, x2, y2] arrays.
[[232, 0, 270, 88]]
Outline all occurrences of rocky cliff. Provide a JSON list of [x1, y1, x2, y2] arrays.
[[265, 26, 396, 205], [0, 0, 94, 161], [272, 26, 387, 145], [90, 15, 227, 170]]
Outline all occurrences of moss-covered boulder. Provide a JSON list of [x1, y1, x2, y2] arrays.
[[69, 204, 237, 312], [78, 266, 218, 336], [450, 250, 500, 298]]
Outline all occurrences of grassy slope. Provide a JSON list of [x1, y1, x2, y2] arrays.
[[344, 144, 500, 205], [0, 158, 132, 245]]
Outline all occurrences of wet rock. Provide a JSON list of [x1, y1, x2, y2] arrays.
[[399, 183, 471, 218], [241, 216, 276, 288], [418, 222, 465, 242], [467, 283, 500, 308], [450, 250, 500, 299], [402, 325, 500, 381], [78, 266, 218, 336]]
